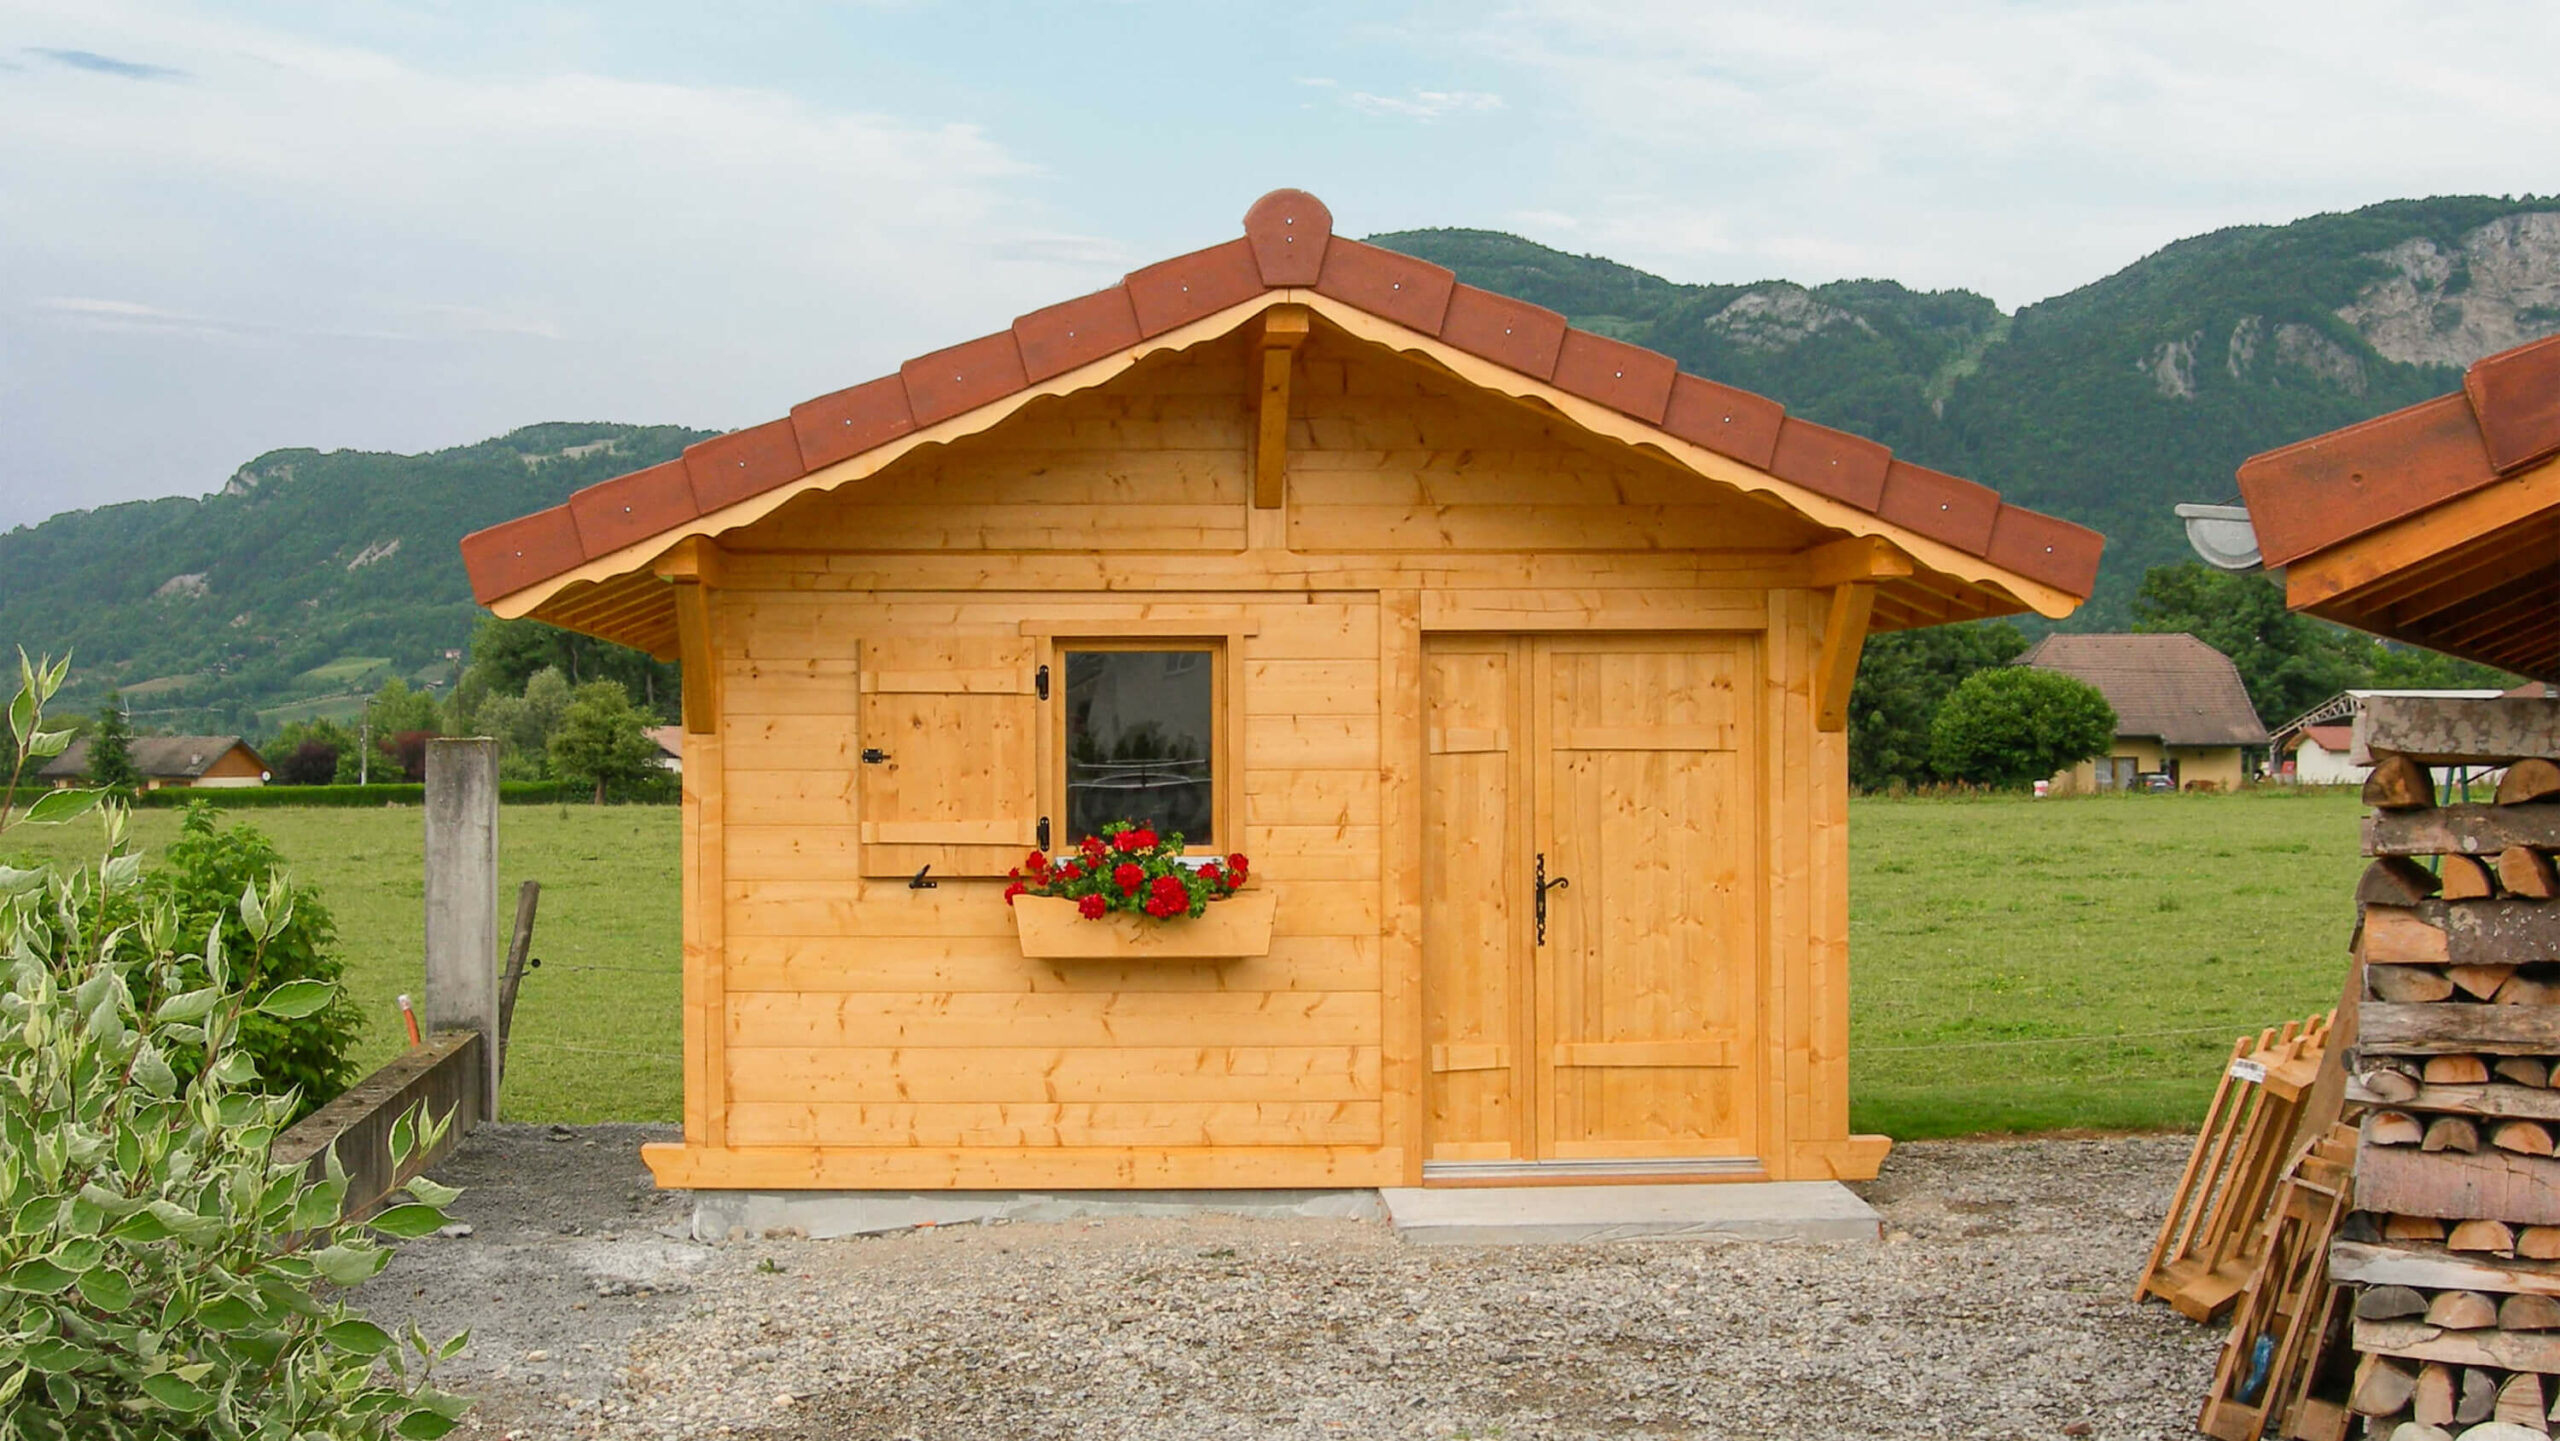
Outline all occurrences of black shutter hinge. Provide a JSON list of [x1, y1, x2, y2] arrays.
[[1037, 816, 1051, 850], [908, 864, 936, 890], [861, 748, 890, 765], [1035, 664, 1050, 700]]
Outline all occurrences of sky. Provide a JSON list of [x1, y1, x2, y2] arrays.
[[4, 0, 2558, 529]]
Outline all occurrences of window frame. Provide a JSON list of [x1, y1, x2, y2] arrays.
[[1028, 623, 1251, 859]]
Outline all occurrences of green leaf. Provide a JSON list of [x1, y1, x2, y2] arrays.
[[307, 1244, 382, 1287], [0, 1363, 25, 1406], [395, 1410, 462, 1440], [107, 1209, 173, 1244], [0, 865, 42, 896], [51, 1238, 102, 1272], [197, 1294, 263, 1331], [436, 1328, 471, 1361], [20, 1338, 94, 1374], [130, 1045, 177, 1099], [74, 1266, 132, 1312], [152, 987, 219, 1024], [141, 1371, 215, 1412], [402, 1176, 462, 1208], [253, 979, 333, 1019], [210, 1051, 257, 1087], [389, 1110, 416, 1167], [366, 1203, 445, 1239], [322, 1318, 393, 1356], [238, 881, 268, 940], [3, 1259, 76, 1294], [24, 727, 73, 760], [21, 787, 101, 827]]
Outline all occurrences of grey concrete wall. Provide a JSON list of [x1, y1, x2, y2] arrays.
[[275, 1030, 484, 1222], [424, 738, 500, 1119]]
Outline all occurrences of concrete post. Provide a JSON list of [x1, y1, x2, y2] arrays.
[[424, 738, 500, 1121]]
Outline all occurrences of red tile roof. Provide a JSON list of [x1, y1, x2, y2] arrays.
[[462, 190, 2104, 608], [2237, 330, 2560, 567]]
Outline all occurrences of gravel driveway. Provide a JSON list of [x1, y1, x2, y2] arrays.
[[355, 1126, 2221, 1440]]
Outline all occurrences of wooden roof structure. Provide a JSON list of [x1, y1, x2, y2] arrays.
[[2235, 332, 2560, 681], [462, 190, 2102, 654]]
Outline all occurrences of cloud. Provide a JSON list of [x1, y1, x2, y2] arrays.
[[26, 46, 185, 80], [0, 3, 1116, 528], [1340, 88, 1505, 122], [1458, 0, 2560, 303]]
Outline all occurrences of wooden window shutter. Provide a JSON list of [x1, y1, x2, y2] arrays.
[[857, 636, 1042, 878]]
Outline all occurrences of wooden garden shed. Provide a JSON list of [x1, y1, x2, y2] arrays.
[[460, 190, 2100, 1193]]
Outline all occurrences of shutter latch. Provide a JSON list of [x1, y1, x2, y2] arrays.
[[861, 748, 890, 765], [1038, 816, 1051, 850], [1036, 664, 1050, 700]]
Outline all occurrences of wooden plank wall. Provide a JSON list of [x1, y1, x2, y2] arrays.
[[646, 325, 1881, 1188]]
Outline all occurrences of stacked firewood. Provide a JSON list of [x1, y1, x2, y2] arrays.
[[2337, 697, 2560, 1441]]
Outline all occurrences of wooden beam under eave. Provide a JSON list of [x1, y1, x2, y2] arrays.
[[1804, 534, 1918, 590], [1251, 305, 1312, 510], [1815, 584, 1877, 732], [671, 583, 719, 734], [2284, 453, 2560, 611]]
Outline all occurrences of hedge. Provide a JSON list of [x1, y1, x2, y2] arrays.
[[128, 778, 678, 808]]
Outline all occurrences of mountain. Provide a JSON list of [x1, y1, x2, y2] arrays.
[[7, 195, 2559, 734], [1376, 196, 2560, 623], [0, 423, 708, 732]]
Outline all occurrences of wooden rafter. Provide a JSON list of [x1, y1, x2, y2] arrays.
[[1251, 305, 1312, 509], [654, 537, 726, 735]]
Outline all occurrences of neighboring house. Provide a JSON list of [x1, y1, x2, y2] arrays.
[[645, 725, 684, 773], [2268, 690, 2509, 785], [460, 188, 2100, 1196], [2017, 633, 2269, 792], [40, 736, 270, 790]]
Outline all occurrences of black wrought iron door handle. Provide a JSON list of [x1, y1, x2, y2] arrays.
[[1535, 853, 1571, 946]]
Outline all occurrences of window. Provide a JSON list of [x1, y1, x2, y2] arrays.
[[1060, 644, 1220, 849]]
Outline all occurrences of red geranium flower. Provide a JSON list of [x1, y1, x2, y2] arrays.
[[1081, 835, 1108, 860], [1060, 862, 1084, 882], [1227, 853, 1249, 876], [1148, 874, 1189, 911], [1002, 881, 1026, 906], [1112, 829, 1141, 854], [1113, 862, 1145, 894], [1199, 862, 1222, 885], [1077, 894, 1107, 920], [1129, 826, 1159, 851], [1025, 849, 1050, 875]]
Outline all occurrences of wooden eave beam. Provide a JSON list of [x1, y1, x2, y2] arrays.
[[2285, 453, 2560, 611], [654, 537, 726, 735], [1815, 583, 1878, 733], [1805, 534, 1918, 590], [2384, 531, 2559, 627], [1251, 304, 1312, 510]]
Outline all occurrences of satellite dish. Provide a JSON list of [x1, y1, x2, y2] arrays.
[[2175, 503, 2262, 573]]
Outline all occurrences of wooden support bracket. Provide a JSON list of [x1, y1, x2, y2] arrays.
[[655, 537, 724, 734], [1251, 304, 1313, 510], [1815, 583, 1876, 733], [1805, 533, 1917, 590]]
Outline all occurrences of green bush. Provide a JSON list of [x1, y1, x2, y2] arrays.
[[104, 805, 363, 1120], [1, 649, 469, 1437], [1928, 666, 2118, 788], [0, 825, 470, 1437]]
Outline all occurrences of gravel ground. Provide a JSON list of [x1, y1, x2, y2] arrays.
[[356, 1127, 2222, 1440]]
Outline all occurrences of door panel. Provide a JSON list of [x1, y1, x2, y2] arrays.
[[1420, 634, 1758, 1173], [1420, 641, 1526, 1162], [1538, 639, 1755, 1162]]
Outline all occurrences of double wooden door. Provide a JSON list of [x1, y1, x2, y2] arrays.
[[1420, 635, 1759, 1178]]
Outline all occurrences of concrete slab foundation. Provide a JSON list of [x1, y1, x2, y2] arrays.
[[1379, 1181, 1882, 1246], [691, 1188, 1385, 1241]]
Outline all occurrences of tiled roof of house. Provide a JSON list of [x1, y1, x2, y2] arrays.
[[2237, 331, 2560, 568], [2016, 633, 2270, 747], [2294, 723, 2354, 754], [460, 190, 2104, 610], [37, 736, 263, 781]]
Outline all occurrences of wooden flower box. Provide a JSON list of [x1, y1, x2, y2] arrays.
[[1012, 892, 1276, 960]]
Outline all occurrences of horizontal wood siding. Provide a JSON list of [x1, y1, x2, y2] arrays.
[[645, 318, 1869, 1186]]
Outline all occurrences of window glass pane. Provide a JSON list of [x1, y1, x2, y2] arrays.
[[1064, 649, 1214, 847]]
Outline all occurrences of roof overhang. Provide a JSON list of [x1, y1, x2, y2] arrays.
[[463, 190, 2102, 655]]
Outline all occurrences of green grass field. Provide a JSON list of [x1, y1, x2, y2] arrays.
[[3, 789, 2366, 1136]]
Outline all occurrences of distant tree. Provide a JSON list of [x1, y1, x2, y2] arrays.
[[360, 679, 443, 778], [2361, 641, 2517, 691], [269, 716, 363, 783], [548, 680, 661, 803], [87, 693, 141, 793], [388, 729, 438, 783], [276, 739, 340, 786], [1847, 620, 2028, 790], [460, 616, 679, 722], [2132, 563, 2365, 725], [1929, 667, 2118, 788]]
